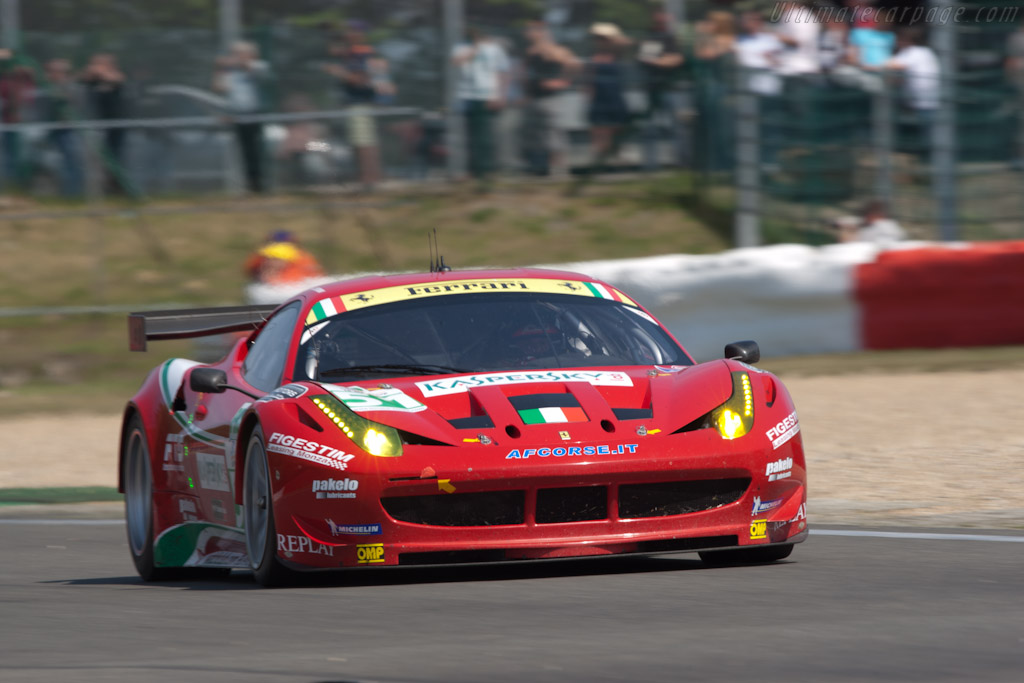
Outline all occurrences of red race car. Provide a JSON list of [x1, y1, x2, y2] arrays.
[[120, 268, 807, 586]]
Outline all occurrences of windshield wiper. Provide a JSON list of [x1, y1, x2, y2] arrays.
[[319, 363, 469, 378]]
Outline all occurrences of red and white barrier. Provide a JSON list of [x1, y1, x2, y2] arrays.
[[248, 240, 1024, 361]]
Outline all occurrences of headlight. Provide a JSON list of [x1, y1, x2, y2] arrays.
[[711, 371, 754, 440], [310, 395, 402, 457]]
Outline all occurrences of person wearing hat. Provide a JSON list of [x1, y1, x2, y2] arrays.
[[244, 231, 325, 285], [585, 22, 632, 165]]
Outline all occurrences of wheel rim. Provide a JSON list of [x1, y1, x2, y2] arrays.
[[124, 428, 151, 556], [244, 436, 270, 570]]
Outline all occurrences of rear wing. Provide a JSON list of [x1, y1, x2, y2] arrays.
[[128, 305, 278, 352]]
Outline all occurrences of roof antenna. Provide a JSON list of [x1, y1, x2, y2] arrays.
[[430, 229, 451, 273], [427, 230, 435, 272]]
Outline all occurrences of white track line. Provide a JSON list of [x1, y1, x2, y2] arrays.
[[811, 529, 1024, 543]]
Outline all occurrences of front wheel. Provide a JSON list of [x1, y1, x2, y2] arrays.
[[244, 426, 292, 587], [699, 544, 794, 566]]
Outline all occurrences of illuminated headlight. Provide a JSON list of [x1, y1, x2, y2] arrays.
[[311, 395, 402, 457], [711, 372, 754, 440]]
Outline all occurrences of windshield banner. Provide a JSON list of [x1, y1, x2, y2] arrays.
[[415, 370, 633, 398], [305, 278, 637, 325]]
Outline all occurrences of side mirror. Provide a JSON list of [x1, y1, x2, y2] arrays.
[[190, 367, 228, 394], [724, 340, 760, 364]]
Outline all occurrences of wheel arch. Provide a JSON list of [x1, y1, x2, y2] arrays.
[[233, 411, 263, 506], [118, 402, 142, 493]]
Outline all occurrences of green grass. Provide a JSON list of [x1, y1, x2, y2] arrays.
[[0, 487, 122, 505]]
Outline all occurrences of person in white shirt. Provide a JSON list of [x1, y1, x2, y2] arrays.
[[452, 27, 510, 183], [735, 10, 784, 96], [886, 27, 940, 119], [773, 1, 820, 77]]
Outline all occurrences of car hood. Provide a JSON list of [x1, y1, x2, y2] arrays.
[[312, 363, 735, 446]]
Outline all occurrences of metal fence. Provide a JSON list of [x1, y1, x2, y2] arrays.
[[1, 1, 1023, 244]]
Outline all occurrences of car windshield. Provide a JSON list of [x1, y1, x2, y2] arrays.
[[293, 292, 690, 383]]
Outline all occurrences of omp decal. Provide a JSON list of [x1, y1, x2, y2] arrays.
[[326, 521, 381, 536], [304, 278, 638, 324], [766, 411, 800, 450], [324, 385, 426, 413], [750, 519, 768, 540], [158, 360, 227, 446], [766, 457, 793, 482], [266, 432, 355, 471], [356, 543, 385, 564], [505, 444, 638, 459], [153, 522, 247, 568], [417, 370, 633, 398]]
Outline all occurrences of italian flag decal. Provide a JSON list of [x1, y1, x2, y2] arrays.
[[305, 297, 345, 325], [518, 406, 588, 425]]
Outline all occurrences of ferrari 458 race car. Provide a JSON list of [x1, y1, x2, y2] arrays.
[[120, 269, 807, 586]]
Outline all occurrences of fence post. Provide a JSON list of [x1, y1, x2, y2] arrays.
[[734, 70, 761, 248], [931, 0, 958, 241], [0, 0, 19, 50], [218, 0, 242, 50], [664, 0, 685, 28], [872, 80, 894, 209], [443, 0, 466, 181]]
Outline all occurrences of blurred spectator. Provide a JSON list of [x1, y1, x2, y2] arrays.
[[368, 56, 396, 106], [0, 50, 35, 191], [585, 23, 631, 166], [451, 26, 509, 186], [849, 16, 896, 71], [834, 200, 906, 243], [735, 10, 783, 96], [80, 53, 129, 195], [324, 24, 385, 191], [522, 21, 578, 177], [774, 1, 820, 78], [1004, 19, 1024, 168], [213, 41, 272, 194], [819, 11, 850, 75], [496, 37, 525, 173], [637, 10, 685, 170], [244, 230, 325, 285], [886, 27, 940, 121], [277, 93, 331, 187], [693, 11, 736, 172], [40, 58, 84, 198]]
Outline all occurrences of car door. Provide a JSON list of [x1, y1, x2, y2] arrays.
[[182, 302, 303, 530]]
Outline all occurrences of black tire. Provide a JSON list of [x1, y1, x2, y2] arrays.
[[244, 425, 293, 587], [122, 414, 175, 581], [698, 544, 794, 567], [122, 416, 232, 582]]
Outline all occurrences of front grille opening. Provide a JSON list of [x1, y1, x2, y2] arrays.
[[673, 413, 711, 434], [536, 486, 608, 524], [382, 490, 525, 526], [397, 430, 454, 447], [618, 478, 750, 519]]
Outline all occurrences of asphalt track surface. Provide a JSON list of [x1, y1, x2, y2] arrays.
[[2, 520, 1022, 683]]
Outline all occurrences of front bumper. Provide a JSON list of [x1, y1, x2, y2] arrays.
[[271, 428, 808, 570]]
